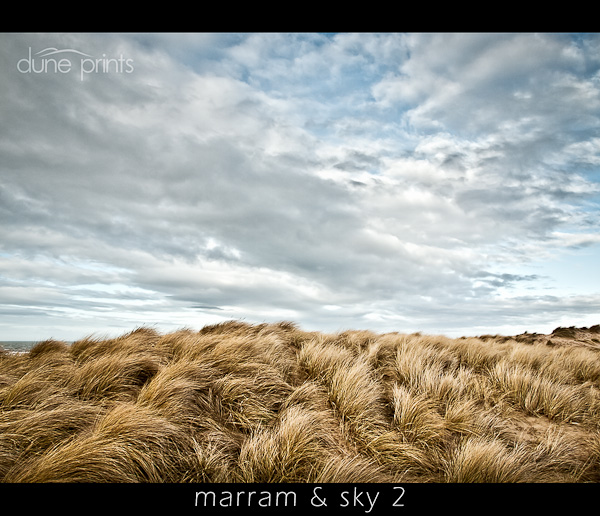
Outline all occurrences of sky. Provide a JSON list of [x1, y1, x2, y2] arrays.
[[1, 32, 600, 341]]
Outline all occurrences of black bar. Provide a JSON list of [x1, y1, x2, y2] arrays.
[[2, 482, 597, 513]]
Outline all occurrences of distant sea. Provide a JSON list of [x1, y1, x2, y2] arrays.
[[0, 341, 37, 353]]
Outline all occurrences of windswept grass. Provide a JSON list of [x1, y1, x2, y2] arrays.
[[1, 321, 599, 482]]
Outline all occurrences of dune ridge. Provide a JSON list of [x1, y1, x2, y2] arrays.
[[1, 321, 599, 483]]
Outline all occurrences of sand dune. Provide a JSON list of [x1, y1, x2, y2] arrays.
[[1, 321, 599, 482]]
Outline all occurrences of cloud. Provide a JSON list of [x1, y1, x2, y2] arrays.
[[1, 33, 600, 340]]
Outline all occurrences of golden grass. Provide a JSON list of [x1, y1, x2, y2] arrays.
[[1, 321, 599, 483]]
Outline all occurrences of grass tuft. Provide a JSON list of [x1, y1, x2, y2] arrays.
[[1, 321, 599, 482]]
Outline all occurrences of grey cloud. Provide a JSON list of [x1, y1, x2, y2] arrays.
[[1, 33, 600, 340], [439, 152, 467, 170], [333, 150, 382, 172], [348, 180, 367, 187], [473, 271, 541, 288]]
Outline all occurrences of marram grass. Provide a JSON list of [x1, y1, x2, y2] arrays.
[[1, 321, 599, 483]]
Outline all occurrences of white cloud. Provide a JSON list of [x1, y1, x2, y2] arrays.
[[1, 32, 600, 341]]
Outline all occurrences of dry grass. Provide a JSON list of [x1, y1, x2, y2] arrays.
[[1, 321, 599, 483]]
